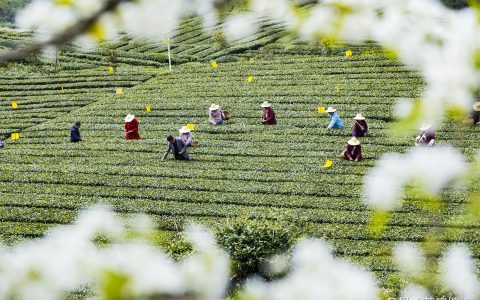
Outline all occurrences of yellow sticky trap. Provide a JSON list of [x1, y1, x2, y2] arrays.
[[146, 106, 152, 113], [11, 133, 19, 140], [317, 106, 326, 113], [186, 123, 195, 131], [116, 88, 124, 95], [163, 38, 170, 45], [247, 76, 253, 83], [210, 60, 218, 68], [61, 86, 64, 92], [336, 85, 340, 93], [11, 102, 18, 109], [345, 50, 352, 57], [323, 160, 333, 169], [108, 66, 114, 73]]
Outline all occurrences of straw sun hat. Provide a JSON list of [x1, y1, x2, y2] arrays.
[[209, 104, 220, 111], [179, 126, 191, 134], [473, 102, 480, 111], [354, 113, 365, 120], [347, 136, 360, 146], [124, 114, 135, 123], [260, 101, 271, 108], [325, 107, 336, 113], [419, 123, 432, 131]]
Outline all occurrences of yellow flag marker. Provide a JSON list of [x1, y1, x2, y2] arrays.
[[116, 88, 124, 95], [108, 66, 114, 73], [146, 106, 152, 112], [317, 106, 326, 113], [323, 160, 333, 169], [210, 60, 218, 68], [11, 102, 18, 109], [11, 133, 19, 140], [345, 50, 353, 57], [186, 123, 196, 131], [336, 85, 340, 93], [247, 76, 253, 83]]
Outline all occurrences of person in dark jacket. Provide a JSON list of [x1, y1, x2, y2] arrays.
[[341, 137, 362, 161], [470, 102, 480, 125], [352, 113, 368, 137], [162, 135, 190, 160], [70, 121, 82, 142], [415, 124, 436, 147], [125, 114, 140, 140], [261, 101, 277, 125], [0, 135, 5, 148]]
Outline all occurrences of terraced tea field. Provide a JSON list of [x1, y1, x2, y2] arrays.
[[0, 20, 479, 287]]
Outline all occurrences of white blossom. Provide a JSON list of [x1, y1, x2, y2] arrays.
[[364, 146, 467, 210], [243, 239, 378, 300], [392, 242, 425, 276], [223, 14, 260, 42], [181, 225, 230, 300], [440, 245, 480, 299], [400, 284, 431, 300]]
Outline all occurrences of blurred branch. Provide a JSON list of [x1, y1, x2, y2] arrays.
[[0, 0, 129, 63]]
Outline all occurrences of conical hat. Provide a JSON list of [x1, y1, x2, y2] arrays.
[[260, 101, 271, 108], [209, 104, 220, 111], [473, 102, 480, 111], [125, 114, 135, 122], [326, 107, 336, 113], [347, 136, 360, 145], [419, 123, 432, 131], [354, 113, 365, 120], [179, 126, 191, 134]]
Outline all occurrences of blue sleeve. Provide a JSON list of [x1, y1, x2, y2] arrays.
[[327, 116, 336, 129], [70, 128, 81, 142]]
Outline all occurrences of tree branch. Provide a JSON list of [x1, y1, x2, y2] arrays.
[[0, 0, 129, 63]]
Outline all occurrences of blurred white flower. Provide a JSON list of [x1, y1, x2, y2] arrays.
[[266, 253, 290, 276], [182, 225, 230, 300], [393, 242, 425, 276], [400, 284, 431, 300], [393, 99, 415, 119], [95, 243, 186, 297], [120, 0, 183, 42], [244, 239, 378, 300], [440, 245, 480, 299], [223, 14, 260, 42], [74, 205, 123, 240], [364, 146, 467, 210]]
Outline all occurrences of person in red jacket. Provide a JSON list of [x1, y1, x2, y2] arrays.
[[124, 114, 140, 140], [261, 101, 277, 125], [341, 136, 362, 161]]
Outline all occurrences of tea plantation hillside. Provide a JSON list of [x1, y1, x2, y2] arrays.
[[0, 20, 479, 287]]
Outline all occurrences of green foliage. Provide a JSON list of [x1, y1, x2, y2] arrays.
[[216, 216, 300, 285], [440, 0, 469, 9], [0, 0, 30, 23]]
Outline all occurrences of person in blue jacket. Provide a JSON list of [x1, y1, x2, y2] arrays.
[[70, 121, 82, 142], [0, 135, 5, 148], [326, 107, 344, 129]]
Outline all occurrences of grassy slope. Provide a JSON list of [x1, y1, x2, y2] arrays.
[[0, 20, 479, 287]]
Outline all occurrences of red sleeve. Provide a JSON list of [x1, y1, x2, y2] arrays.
[[131, 119, 139, 131], [345, 144, 353, 160]]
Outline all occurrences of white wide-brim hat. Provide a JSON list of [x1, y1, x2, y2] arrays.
[[419, 123, 432, 131], [179, 126, 191, 134], [347, 136, 360, 146], [326, 107, 336, 113], [354, 113, 365, 120], [125, 114, 135, 122], [473, 102, 480, 111], [260, 101, 272, 108], [209, 104, 220, 111]]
